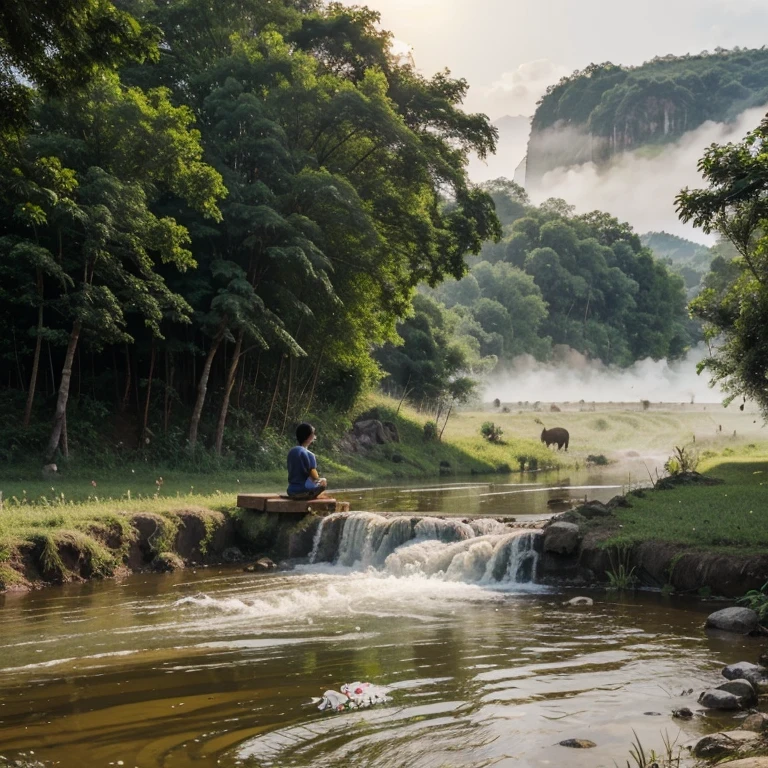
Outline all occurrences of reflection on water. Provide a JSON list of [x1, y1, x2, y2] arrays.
[[333, 461, 655, 519], [0, 472, 761, 768]]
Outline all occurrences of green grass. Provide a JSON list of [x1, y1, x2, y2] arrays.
[[606, 451, 768, 552]]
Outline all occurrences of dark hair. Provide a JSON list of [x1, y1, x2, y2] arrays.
[[296, 422, 315, 444]]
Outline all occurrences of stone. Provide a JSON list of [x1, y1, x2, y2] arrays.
[[577, 502, 613, 519], [672, 707, 693, 719], [741, 712, 768, 732], [152, 552, 184, 572], [691, 730, 761, 759], [711, 760, 768, 768], [723, 661, 768, 686], [706, 607, 761, 634], [717, 679, 757, 706], [558, 739, 596, 748], [254, 557, 276, 572], [698, 689, 744, 710], [562, 596, 593, 607], [543, 522, 581, 555], [221, 547, 244, 563]]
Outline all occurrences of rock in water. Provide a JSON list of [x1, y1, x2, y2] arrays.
[[741, 713, 768, 732], [558, 739, 596, 748], [698, 689, 744, 710], [543, 522, 581, 555], [722, 661, 768, 686], [691, 731, 761, 758], [705, 607, 760, 634], [717, 679, 757, 706]]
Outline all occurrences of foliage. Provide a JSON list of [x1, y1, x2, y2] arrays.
[[738, 581, 768, 624], [533, 47, 768, 160], [0, 0, 500, 464], [425, 180, 693, 368], [621, 729, 683, 768], [422, 421, 438, 442], [480, 421, 504, 443], [664, 445, 699, 476], [606, 546, 637, 591], [677, 113, 768, 419]]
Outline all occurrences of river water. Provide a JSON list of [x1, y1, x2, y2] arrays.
[[0, 471, 762, 768]]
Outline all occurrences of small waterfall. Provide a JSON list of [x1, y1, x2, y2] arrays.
[[309, 512, 540, 585]]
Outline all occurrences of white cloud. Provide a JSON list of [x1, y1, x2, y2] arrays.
[[476, 59, 569, 119]]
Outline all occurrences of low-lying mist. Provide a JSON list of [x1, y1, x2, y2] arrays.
[[484, 343, 723, 405], [529, 105, 768, 242]]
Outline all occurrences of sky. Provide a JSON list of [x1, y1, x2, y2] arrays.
[[337, 0, 768, 242], [339, 0, 768, 119]]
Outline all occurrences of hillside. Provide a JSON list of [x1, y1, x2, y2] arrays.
[[526, 47, 768, 185]]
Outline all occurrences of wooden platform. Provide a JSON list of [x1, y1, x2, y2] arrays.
[[236, 493, 349, 515]]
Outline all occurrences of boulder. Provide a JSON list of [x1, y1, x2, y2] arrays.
[[577, 502, 613, 520], [340, 418, 399, 453], [723, 661, 768, 686], [221, 546, 244, 563], [254, 557, 276, 572], [543, 522, 581, 555], [741, 712, 768, 732], [691, 730, 761, 759], [717, 679, 757, 706], [713, 760, 768, 768], [706, 607, 761, 635], [152, 552, 184, 572], [698, 689, 744, 710]]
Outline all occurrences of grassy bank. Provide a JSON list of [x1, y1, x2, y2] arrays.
[[1, 396, 766, 590], [605, 446, 768, 553]]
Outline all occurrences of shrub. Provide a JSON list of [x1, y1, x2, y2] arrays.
[[493, 398, 501, 408], [664, 445, 698, 476], [480, 421, 504, 443], [641, 399, 651, 411], [423, 421, 438, 442], [586, 454, 609, 466], [738, 581, 768, 624]]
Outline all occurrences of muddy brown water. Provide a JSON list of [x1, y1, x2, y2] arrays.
[[0, 470, 763, 768]]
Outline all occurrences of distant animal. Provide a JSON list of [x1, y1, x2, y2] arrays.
[[541, 427, 569, 451]]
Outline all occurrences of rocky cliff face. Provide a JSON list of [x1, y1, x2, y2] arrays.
[[524, 47, 768, 187]]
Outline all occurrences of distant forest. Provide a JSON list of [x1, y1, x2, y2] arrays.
[[527, 47, 768, 181], [378, 181, 697, 404]]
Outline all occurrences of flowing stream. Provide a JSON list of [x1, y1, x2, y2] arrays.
[[0, 475, 762, 768]]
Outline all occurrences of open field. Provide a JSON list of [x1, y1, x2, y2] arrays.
[[1, 397, 766, 576]]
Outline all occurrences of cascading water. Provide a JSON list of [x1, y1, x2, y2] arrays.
[[308, 512, 540, 585]]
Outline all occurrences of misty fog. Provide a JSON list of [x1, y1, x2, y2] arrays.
[[484, 343, 726, 405]]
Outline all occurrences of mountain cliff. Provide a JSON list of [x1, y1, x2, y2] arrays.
[[526, 47, 768, 186]]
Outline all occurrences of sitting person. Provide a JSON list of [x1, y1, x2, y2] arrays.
[[286, 422, 328, 500]]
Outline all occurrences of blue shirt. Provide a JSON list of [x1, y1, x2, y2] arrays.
[[287, 445, 318, 495]]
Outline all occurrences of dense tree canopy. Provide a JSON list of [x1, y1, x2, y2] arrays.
[[420, 179, 693, 369], [0, 0, 500, 465], [677, 113, 768, 416]]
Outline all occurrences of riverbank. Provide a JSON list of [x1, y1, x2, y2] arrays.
[[1, 399, 766, 593], [539, 447, 768, 597]]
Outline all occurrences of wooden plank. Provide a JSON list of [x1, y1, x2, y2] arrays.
[[237, 493, 280, 511], [264, 498, 349, 514]]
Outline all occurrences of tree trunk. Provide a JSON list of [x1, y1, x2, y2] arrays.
[[121, 345, 131, 412], [263, 354, 286, 432], [45, 320, 81, 461], [281, 354, 293, 435], [214, 329, 243, 456], [439, 403, 453, 441], [142, 342, 156, 443], [188, 325, 225, 450], [23, 298, 44, 427]]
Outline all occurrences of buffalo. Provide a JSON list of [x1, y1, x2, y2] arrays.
[[541, 427, 569, 451]]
